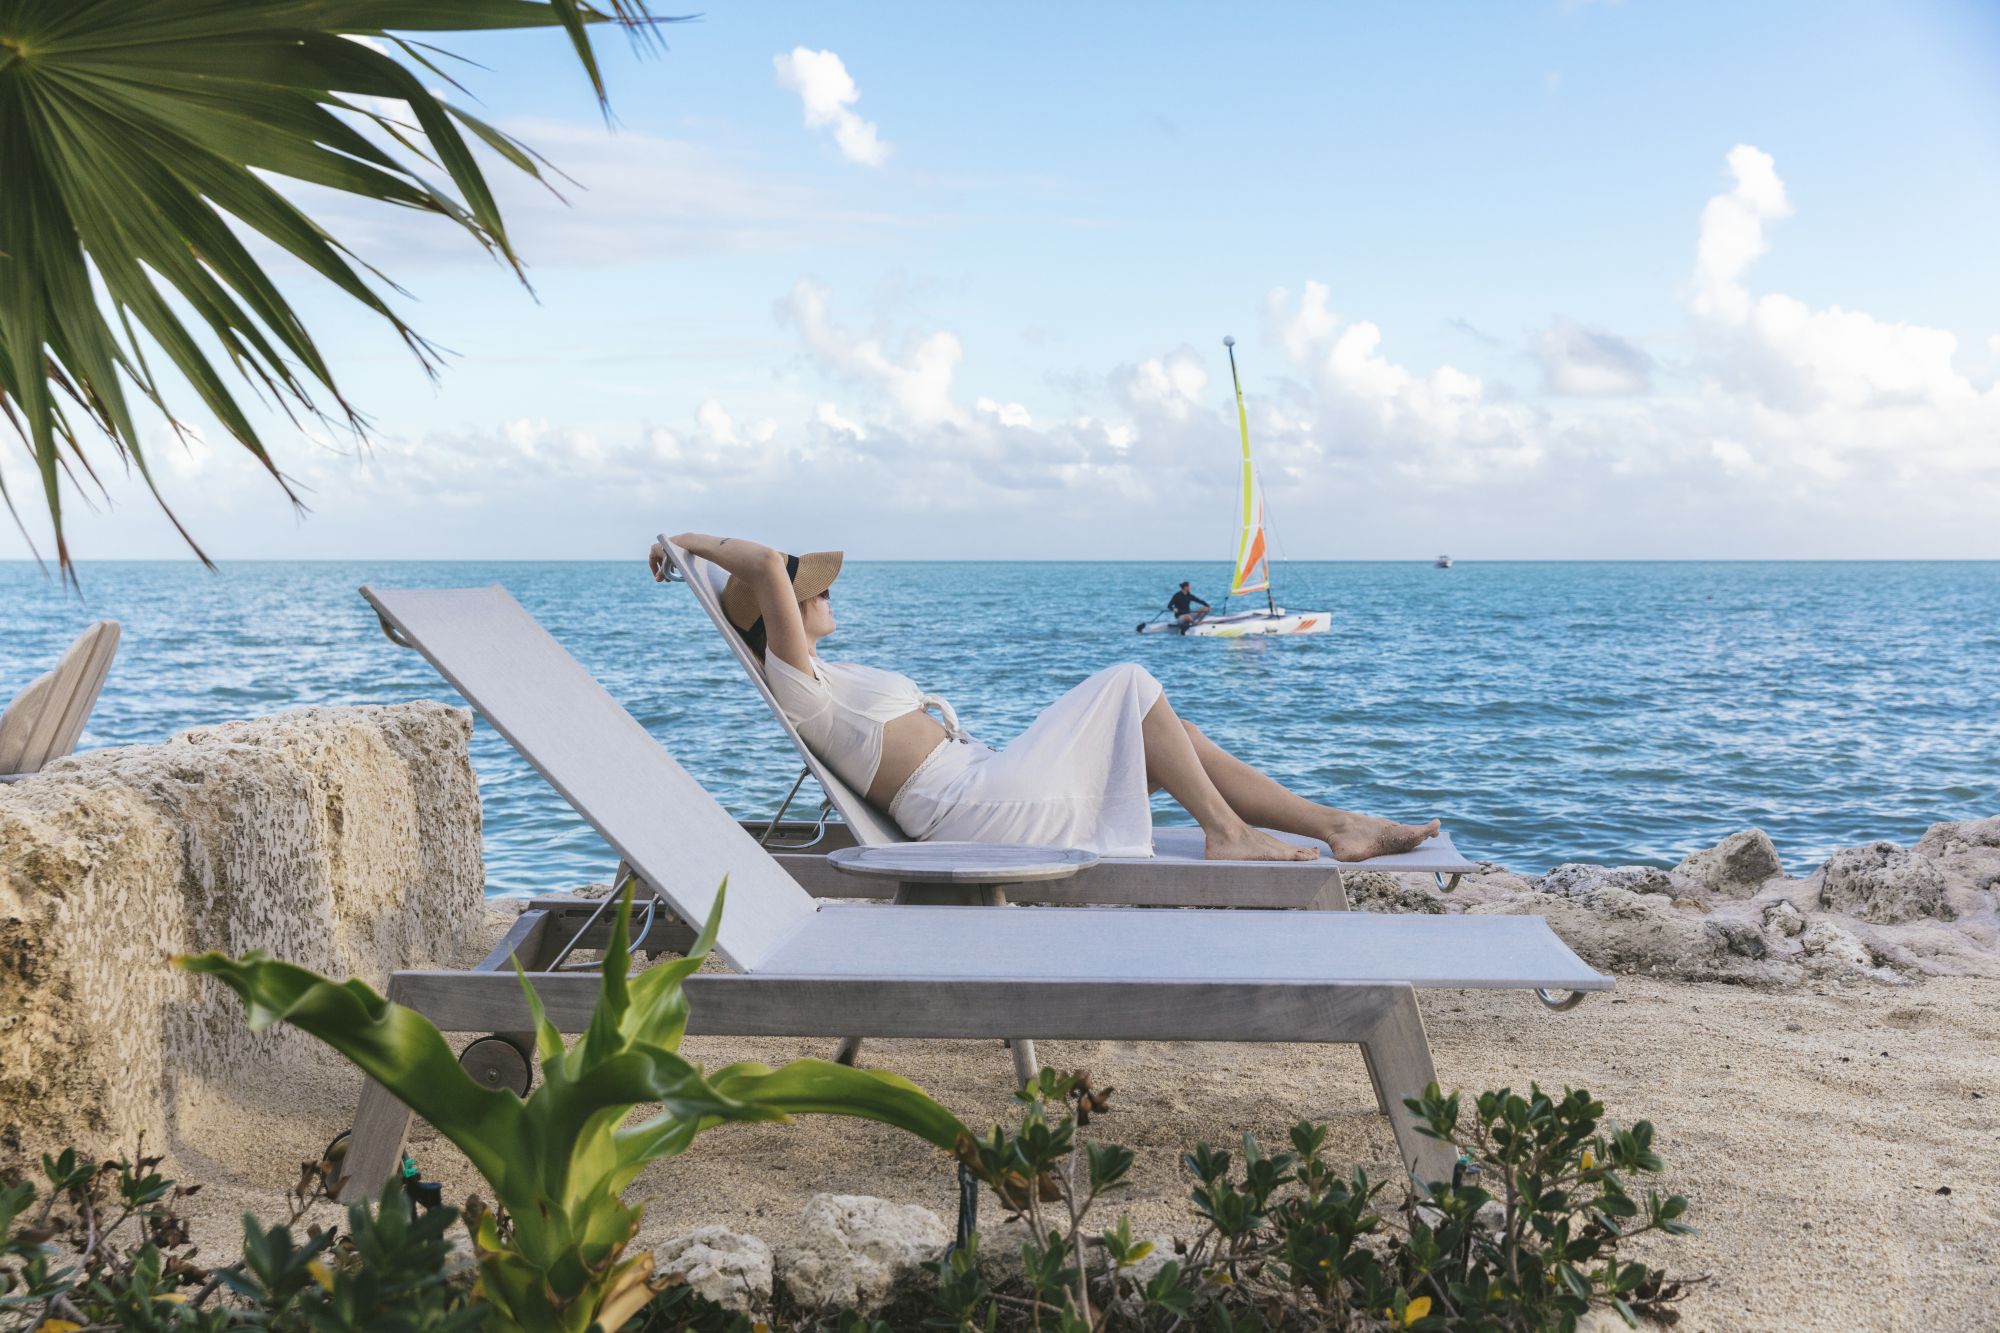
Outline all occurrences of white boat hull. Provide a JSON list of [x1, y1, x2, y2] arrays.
[[1140, 608, 1331, 638]]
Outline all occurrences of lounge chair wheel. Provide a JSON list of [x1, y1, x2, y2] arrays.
[[460, 1035, 533, 1095], [1536, 988, 1587, 1012]]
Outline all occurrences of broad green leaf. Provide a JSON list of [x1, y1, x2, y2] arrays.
[[184, 876, 969, 1333]]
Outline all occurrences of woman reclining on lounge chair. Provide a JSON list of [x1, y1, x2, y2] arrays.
[[654, 533, 1438, 863]]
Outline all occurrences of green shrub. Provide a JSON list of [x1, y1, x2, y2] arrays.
[[178, 882, 974, 1333], [932, 1073, 1692, 1332], [0, 1145, 480, 1331]]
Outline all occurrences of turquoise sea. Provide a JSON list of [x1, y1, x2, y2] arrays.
[[4, 560, 1997, 895]]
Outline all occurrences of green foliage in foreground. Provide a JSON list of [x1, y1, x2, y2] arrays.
[[914, 1073, 1695, 1333], [1, 1074, 1696, 1332], [178, 882, 972, 1333], [0, 0, 667, 574], [0, 1146, 481, 1331]]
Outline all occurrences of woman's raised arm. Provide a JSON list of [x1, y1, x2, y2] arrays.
[[657, 533, 813, 672]]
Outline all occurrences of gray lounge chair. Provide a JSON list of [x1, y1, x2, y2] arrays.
[[339, 584, 1608, 1202], [651, 534, 1482, 910], [0, 620, 120, 783]]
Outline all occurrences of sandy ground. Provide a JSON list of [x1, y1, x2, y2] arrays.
[[149, 932, 2000, 1333]]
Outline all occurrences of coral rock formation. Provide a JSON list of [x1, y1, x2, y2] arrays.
[[657, 1225, 775, 1311], [1674, 829, 1784, 897], [1351, 822, 1999, 987], [0, 703, 483, 1162], [778, 1192, 948, 1312]]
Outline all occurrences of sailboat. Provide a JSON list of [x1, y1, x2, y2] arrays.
[[1138, 336, 1331, 638]]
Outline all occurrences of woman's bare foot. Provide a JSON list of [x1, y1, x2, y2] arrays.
[[1323, 814, 1440, 863], [1205, 824, 1320, 862]]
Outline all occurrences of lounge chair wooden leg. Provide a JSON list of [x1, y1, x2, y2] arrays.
[[832, 1036, 865, 1066], [1309, 869, 1349, 911], [1359, 987, 1457, 1191], [973, 885, 1042, 1085], [1010, 1038, 1039, 1089], [340, 1074, 413, 1204], [1358, 1044, 1393, 1116]]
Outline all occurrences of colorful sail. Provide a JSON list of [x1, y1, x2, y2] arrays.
[[1226, 340, 1270, 596]]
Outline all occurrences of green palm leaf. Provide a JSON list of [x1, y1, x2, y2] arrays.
[[0, 0, 673, 580]]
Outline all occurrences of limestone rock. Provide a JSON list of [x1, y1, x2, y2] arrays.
[[1800, 919, 1874, 973], [1762, 900, 1806, 938], [1530, 864, 1674, 899], [1917, 816, 2000, 855], [1343, 871, 1447, 914], [1817, 843, 1953, 924], [657, 1226, 774, 1312], [0, 703, 483, 1161], [1674, 830, 1784, 897], [1473, 887, 1789, 985], [778, 1193, 948, 1313]]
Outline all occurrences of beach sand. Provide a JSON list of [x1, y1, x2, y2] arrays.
[[153, 920, 1999, 1333]]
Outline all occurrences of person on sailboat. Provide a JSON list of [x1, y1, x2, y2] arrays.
[[653, 532, 1439, 864], [1168, 581, 1211, 632]]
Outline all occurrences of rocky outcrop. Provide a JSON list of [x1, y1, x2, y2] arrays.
[[0, 703, 483, 1161], [657, 1226, 774, 1312], [777, 1193, 948, 1312], [1530, 863, 1675, 900], [1346, 822, 2000, 987], [1917, 815, 2000, 856], [1674, 829, 1783, 897], [1474, 886, 1792, 986], [1344, 870, 1447, 914], [1815, 843, 1953, 924]]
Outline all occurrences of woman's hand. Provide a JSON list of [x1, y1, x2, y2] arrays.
[[658, 533, 811, 670], [648, 541, 671, 581]]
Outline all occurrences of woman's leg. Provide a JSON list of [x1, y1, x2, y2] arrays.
[[1141, 695, 1318, 861], [1180, 720, 1440, 861]]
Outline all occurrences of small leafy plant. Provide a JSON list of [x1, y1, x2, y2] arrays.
[[1396, 1084, 1693, 1330], [178, 882, 974, 1333], [933, 1075, 1692, 1332], [950, 1070, 1136, 1330], [0, 1144, 479, 1330]]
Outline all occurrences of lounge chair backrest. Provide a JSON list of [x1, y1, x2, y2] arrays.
[[0, 620, 120, 776], [661, 535, 906, 847], [361, 585, 818, 972]]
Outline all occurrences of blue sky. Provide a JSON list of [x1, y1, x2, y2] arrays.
[[6, 0, 1999, 561]]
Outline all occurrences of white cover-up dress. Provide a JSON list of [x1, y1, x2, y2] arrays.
[[764, 656, 1163, 857]]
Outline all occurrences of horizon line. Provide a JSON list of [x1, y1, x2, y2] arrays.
[[8, 557, 2000, 566]]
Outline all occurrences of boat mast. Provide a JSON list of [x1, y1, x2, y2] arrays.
[[1224, 336, 1277, 617]]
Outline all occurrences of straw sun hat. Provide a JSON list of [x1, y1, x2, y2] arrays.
[[721, 550, 844, 633]]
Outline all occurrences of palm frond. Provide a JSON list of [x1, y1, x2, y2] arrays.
[[0, 0, 680, 581]]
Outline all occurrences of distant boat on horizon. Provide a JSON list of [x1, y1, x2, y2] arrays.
[[1434, 555, 1453, 569]]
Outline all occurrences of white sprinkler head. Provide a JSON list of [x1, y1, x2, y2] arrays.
[[1223, 335, 1236, 347]]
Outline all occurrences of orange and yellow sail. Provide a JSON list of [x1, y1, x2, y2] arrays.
[[1226, 341, 1270, 596]]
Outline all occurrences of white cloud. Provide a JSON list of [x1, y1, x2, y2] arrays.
[[1708, 438, 1766, 478], [269, 118, 903, 273], [1692, 143, 1791, 323], [773, 48, 891, 167], [1687, 144, 2000, 481], [34, 146, 1995, 561], [1264, 281, 1545, 483], [778, 277, 965, 428], [1532, 319, 1654, 396], [1117, 349, 1209, 420]]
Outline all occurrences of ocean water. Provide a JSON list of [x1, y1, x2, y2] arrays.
[[4, 560, 1996, 894]]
